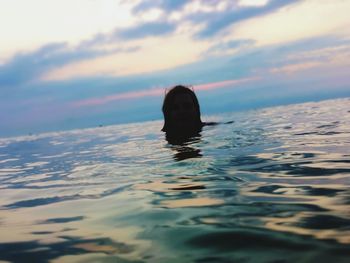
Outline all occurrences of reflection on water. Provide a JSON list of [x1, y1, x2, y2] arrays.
[[168, 139, 203, 162], [0, 236, 136, 263], [165, 132, 203, 161], [0, 98, 350, 262]]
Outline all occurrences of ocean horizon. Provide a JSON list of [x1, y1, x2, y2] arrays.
[[2, 95, 350, 139]]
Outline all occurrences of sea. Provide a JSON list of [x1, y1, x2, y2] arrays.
[[0, 97, 350, 263]]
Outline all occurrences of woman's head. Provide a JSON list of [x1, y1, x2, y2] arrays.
[[162, 85, 203, 133]]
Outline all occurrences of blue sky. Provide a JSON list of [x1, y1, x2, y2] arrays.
[[0, 0, 349, 137]]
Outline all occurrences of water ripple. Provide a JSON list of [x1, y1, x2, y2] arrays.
[[0, 98, 350, 262]]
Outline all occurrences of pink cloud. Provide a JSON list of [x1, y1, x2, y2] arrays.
[[270, 61, 322, 75], [73, 88, 164, 107], [72, 77, 257, 107], [194, 78, 256, 91]]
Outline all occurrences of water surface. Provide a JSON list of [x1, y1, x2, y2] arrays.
[[1, 98, 350, 262]]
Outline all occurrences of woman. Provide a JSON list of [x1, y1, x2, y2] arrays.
[[162, 85, 232, 146], [162, 85, 204, 136]]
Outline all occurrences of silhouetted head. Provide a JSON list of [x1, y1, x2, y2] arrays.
[[162, 85, 203, 135]]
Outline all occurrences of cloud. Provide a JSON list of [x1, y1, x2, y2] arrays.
[[42, 30, 211, 81], [4, 0, 326, 85], [0, 0, 138, 58], [230, 0, 350, 46], [117, 21, 176, 39], [0, 43, 138, 87], [133, 0, 188, 14], [205, 39, 255, 56], [238, 0, 269, 7], [129, 0, 298, 40], [72, 77, 257, 107], [194, 0, 298, 38], [0, 43, 65, 87], [195, 77, 257, 91], [73, 88, 164, 107], [270, 43, 350, 75], [270, 61, 323, 75], [286, 45, 350, 63]]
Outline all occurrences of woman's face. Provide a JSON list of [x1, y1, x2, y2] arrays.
[[170, 93, 197, 129]]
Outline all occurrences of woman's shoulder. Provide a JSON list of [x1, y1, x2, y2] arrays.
[[203, 121, 234, 126], [203, 121, 218, 126]]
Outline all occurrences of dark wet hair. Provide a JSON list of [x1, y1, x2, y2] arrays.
[[162, 85, 203, 132]]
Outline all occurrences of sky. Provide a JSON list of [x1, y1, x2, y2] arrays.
[[0, 0, 349, 137]]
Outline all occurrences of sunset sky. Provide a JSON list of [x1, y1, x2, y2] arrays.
[[1, 0, 349, 136]]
